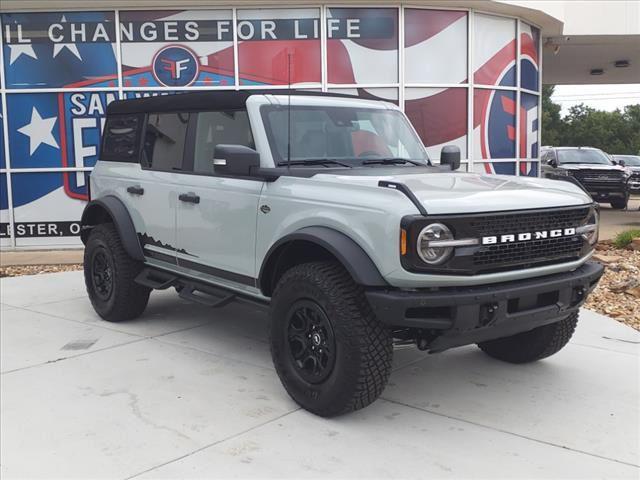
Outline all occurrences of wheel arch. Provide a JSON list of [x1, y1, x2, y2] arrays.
[[258, 226, 388, 297], [80, 196, 144, 261]]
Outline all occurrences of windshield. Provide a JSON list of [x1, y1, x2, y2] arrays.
[[261, 105, 429, 166], [614, 155, 640, 166], [556, 149, 612, 165]]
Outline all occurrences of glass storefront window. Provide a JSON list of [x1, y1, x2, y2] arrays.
[[473, 13, 516, 87], [405, 9, 467, 85], [237, 8, 321, 86], [2, 11, 118, 89], [520, 23, 540, 92], [473, 88, 516, 159], [119, 10, 235, 88], [326, 8, 398, 85], [405, 87, 468, 161]]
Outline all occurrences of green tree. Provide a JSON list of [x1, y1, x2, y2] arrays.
[[541, 85, 640, 154], [541, 85, 563, 146]]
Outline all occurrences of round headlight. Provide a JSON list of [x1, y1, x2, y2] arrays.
[[416, 223, 454, 265], [584, 209, 599, 245]]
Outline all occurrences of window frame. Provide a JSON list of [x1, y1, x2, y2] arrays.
[[181, 108, 256, 176], [140, 111, 192, 173], [100, 113, 145, 163]]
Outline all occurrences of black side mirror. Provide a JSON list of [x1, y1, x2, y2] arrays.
[[549, 158, 558, 168], [213, 144, 260, 176], [440, 145, 461, 171], [617, 159, 626, 167]]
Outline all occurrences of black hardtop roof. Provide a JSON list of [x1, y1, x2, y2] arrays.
[[106, 89, 360, 115]]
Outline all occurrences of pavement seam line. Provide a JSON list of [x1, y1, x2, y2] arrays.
[[0, 337, 150, 375], [569, 341, 639, 356], [379, 397, 640, 469], [125, 407, 302, 479]]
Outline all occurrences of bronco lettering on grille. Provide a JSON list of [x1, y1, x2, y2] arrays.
[[482, 227, 576, 245]]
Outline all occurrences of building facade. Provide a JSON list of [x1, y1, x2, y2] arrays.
[[0, 4, 544, 248]]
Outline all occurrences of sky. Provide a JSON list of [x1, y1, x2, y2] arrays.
[[551, 84, 640, 116]]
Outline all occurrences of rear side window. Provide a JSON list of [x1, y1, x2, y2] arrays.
[[101, 114, 143, 162], [192, 111, 254, 175], [143, 113, 190, 171]]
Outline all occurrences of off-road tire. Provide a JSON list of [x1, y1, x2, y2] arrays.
[[84, 223, 150, 322], [477, 312, 579, 363], [610, 197, 628, 210], [270, 261, 393, 417]]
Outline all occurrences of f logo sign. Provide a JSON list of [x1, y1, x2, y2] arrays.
[[160, 58, 191, 80], [152, 46, 199, 87]]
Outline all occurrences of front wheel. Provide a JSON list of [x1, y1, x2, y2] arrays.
[[84, 223, 151, 322], [477, 312, 578, 363], [269, 262, 393, 417]]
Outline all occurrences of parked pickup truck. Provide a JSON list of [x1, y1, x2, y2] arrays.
[[541, 146, 631, 209], [81, 91, 603, 416]]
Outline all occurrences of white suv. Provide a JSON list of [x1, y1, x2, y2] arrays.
[[82, 91, 603, 416]]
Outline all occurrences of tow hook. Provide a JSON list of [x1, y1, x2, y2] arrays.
[[479, 302, 499, 327]]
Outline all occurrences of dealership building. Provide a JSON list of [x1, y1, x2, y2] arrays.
[[0, 0, 638, 249]]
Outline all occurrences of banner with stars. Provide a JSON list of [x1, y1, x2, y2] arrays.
[[1, 11, 118, 89]]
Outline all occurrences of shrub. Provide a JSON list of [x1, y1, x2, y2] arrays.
[[613, 229, 640, 248]]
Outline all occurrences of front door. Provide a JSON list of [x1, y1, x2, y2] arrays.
[[175, 110, 263, 287]]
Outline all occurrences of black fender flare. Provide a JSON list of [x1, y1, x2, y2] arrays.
[[258, 226, 388, 295], [80, 196, 144, 261]]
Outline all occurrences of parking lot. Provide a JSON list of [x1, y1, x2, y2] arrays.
[[1, 270, 638, 479]]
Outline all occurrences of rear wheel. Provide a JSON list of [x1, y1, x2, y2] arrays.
[[610, 196, 628, 209], [84, 223, 150, 322], [477, 312, 578, 363], [270, 261, 393, 417]]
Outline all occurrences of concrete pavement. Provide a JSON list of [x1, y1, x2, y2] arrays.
[[598, 196, 640, 240], [1, 270, 639, 479]]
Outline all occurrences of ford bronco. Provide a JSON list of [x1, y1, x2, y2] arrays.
[[82, 91, 603, 416]]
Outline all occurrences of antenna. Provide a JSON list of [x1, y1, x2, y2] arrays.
[[287, 53, 292, 170]]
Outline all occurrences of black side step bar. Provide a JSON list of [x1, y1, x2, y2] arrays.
[[135, 268, 177, 290], [178, 283, 235, 308], [378, 180, 427, 215]]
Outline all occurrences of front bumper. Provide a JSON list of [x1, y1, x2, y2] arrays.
[[365, 262, 604, 352]]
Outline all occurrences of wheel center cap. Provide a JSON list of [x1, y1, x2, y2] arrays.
[[312, 332, 322, 346]]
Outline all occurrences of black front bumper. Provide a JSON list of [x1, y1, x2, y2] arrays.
[[365, 262, 604, 352]]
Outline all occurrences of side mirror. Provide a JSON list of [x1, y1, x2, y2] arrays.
[[617, 159, 626, 167], [440, 145, 461, 171], [213, 144, 260, 176], [548, 158, 558, 168]]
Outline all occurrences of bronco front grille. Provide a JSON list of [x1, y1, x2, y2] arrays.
[[469, 206, 590, 272]]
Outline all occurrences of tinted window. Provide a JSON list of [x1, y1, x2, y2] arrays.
[[143, 113, 190, 170], [101, 114, 142, 162], [192, 111, 254, 175], [557, 149, 611, 165]]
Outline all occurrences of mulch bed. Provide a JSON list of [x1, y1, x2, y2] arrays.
[[0, 264, 83, 278]]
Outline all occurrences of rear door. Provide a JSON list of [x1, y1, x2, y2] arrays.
[[175, 110, 263, 287]]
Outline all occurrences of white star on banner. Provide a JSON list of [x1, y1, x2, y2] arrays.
[[8, 44, 38, 65], [17, 107, 59, 155], [52, 16, 82, 61]]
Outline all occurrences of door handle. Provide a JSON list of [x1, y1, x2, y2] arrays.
[[127, 185, 144, 195], [179, 192, 200, 204]]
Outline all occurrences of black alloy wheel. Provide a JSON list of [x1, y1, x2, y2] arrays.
[[90, 248, 114, 301], [286, 299, 336, 384]]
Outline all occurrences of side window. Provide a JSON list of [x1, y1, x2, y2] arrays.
[[192, 111, 254, 175], [143, 112, 190, 170], [101, 114, 143, 162]]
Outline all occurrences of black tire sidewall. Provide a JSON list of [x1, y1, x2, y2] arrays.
[[84, 230, 119, 318], [270, 268, 372, 415]]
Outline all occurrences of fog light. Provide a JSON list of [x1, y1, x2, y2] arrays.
[[417, 223, 454, 265]]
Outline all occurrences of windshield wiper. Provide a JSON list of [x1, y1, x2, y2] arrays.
[[276, 159, 353, 168], [362, 158, 424, 166]]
